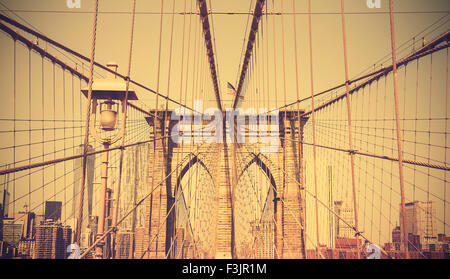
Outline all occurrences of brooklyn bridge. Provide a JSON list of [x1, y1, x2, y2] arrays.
[[0, 0, 448, 259]]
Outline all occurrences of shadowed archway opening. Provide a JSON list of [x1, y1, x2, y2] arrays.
[[168, 155, 215, 258], [234, 153, 278, 258]]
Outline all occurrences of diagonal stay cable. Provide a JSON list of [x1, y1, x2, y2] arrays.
[[268, 31, 450, 115], [0, 13, 198, 114]]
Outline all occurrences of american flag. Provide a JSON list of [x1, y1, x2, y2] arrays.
[[226, 82, 237, 95]]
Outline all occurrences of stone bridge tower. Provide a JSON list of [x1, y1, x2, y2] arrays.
[[139, 109, 308, 259]]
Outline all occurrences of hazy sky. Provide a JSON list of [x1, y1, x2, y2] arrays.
[[0, 0, 448, 108]]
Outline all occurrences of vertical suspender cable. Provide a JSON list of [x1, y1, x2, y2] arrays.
[[280, 0, 287, 109], [148, 0, 164, 259], [271, 2, 278, 111], [75, 0, 99, 245], [279, 3, 288, 256], [63, 69, 67, 224], [292, 0, 306, 259], [173, 0, 188, 259], [413, 52, 420, 202], [28, 48, 31, 215], [388, 0, 409, 259], [307, 0, 321, 258], [444, 47, 448, 235], [112, 0, 137, 259], [184, 0, 194, 108], [12, 40, 16, 235], [426, 54, 433, 245], [154, 0, 164, 112], [41, 56, 44, 216], [53, 63, 56, 202], [163, 0, 176, 257], [339, 0, 361, 258], [181, 4, 194, 257]]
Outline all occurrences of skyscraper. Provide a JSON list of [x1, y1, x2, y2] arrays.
[[400, 201, 437, 246], [1, 183, 10, 218], [250, 220, 274, 259], [33, 222, 72, 259], [334, 198, 355, 239], [328, 166, 333, 247], [73, 144, 95, 219]]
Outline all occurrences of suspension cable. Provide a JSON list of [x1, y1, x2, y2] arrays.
[[75, 0, 99, 245]]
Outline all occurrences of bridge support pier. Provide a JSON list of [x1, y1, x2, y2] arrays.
[[142, 112, 173, 259], [138, 109, 307, 259], [279, 111, 307, 258]]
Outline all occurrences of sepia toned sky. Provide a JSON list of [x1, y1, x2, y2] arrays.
[[0, 0, 448, 107]]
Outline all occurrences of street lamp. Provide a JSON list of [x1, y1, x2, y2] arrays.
[[81, 62, 137, 259]]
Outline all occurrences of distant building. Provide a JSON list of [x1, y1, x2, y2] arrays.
[[335, 237, 361, 250], [174, 228, 185, 259], [44, 201, 62, 222], [384, 242, 393, 251], [0, 189, 10, 218], [422, 235, 444, 252], [250, 220, 275, 259], [18, 239, 35, 258], [33, 221, 71, 259], [182, 232, 195, 259], [35, 215, 45, 226], [116, 231, 133, 259], [13, 212, 39, 258], [73, 144, 95, 219], [0, 204, 2, 241], [391, 225, 422, 252], [134, 227, 145, 258], [334, 198, 355, 239], [22, 212, 35, 239], [2, 221, 22, 247], [408, 233, 422, 251], [103, 188, 113, 259], [437, 234, 449, 252], [400, 201, 437, 247], [81, 216, 98, 249], [392, 226, 401, 250]]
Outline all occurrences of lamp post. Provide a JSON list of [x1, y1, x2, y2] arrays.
[[81, 62, 137, 259]]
